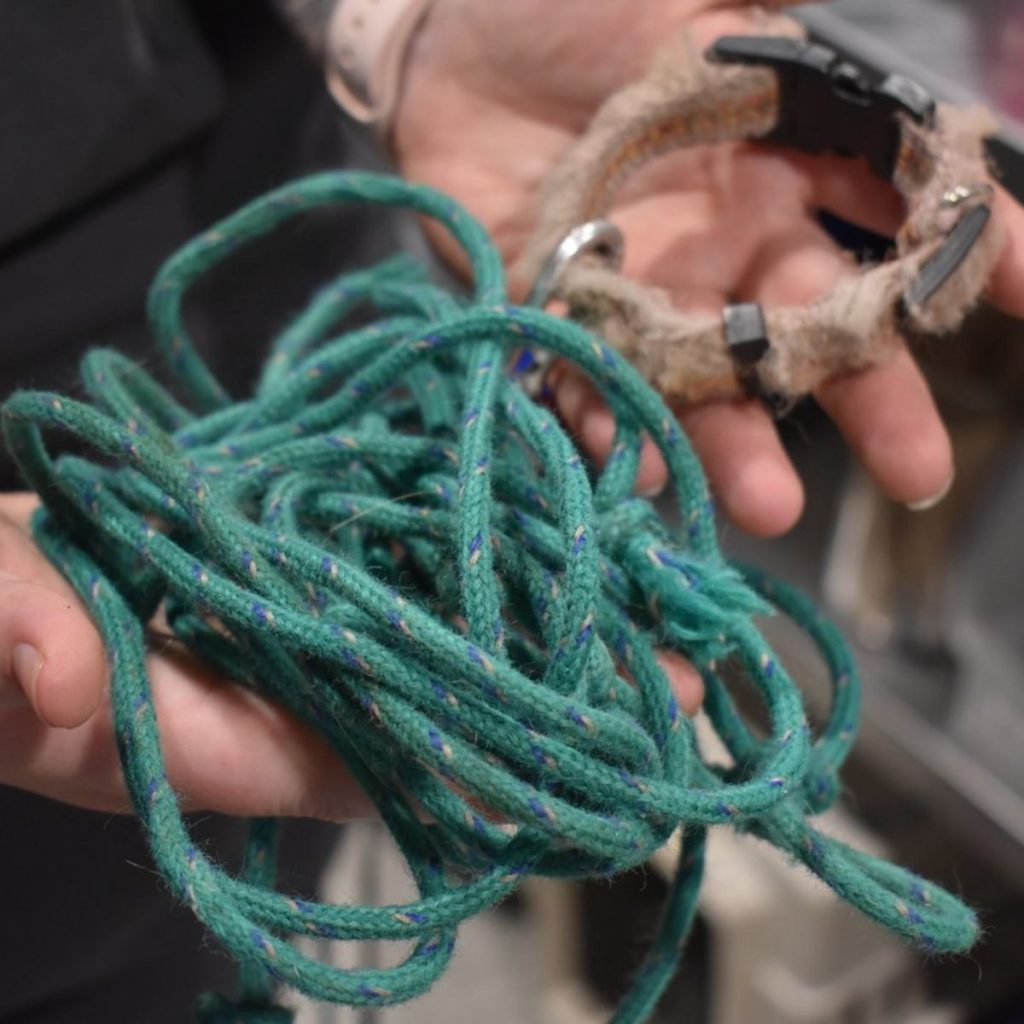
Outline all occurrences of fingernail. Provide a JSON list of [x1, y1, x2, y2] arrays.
[[906, 472, 955, 512], [12, 643, 44, 708], [639, 481, 666, 499]]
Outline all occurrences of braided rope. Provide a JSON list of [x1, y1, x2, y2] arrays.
[[2, 172, 977, 1022]]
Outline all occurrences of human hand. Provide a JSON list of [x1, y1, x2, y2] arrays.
[[394, 0, 1024, 535], [0, 492, 704, 816], [0, 492, 375, 819]]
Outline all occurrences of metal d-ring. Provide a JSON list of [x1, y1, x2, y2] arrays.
[[527, 220, 626, 309], [515, 220, 626, 398]]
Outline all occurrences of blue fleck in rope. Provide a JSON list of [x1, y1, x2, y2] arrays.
[[1, 171, 978, 1022]]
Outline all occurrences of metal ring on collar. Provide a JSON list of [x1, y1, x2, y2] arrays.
[[527, 220, 626, 309], [516, 221, 626, 398]]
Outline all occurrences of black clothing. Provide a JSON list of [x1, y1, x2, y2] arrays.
[[0, 4, 401, 1019]]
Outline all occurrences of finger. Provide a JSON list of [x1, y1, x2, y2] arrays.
[[552, 355, 805, 533], [553, 365, 669, 495], [0, 501, 109, 728], [677, 398, 805, 535], [0, 493, 41, 534], [746, 221, 954, 505], [554, 364, 803, 533], [0, 644, 373, 821], [817, 351, 953, 506], [0, 497, 370, 817], [988, 183, 1024, 318], [0, 571, 107, 729], [657, 649, 705, 717], [551, 196, 805, 532]]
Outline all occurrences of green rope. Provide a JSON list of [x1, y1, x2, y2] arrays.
[[2, 171, 977, 1022]]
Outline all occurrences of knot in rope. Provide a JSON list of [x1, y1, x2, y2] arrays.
[[1, 172, 978, 1022]]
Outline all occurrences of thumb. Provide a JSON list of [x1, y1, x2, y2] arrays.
[[0, 572, 108, 729]]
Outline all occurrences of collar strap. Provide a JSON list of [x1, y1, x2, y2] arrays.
[[523, 21, 1004, 408]]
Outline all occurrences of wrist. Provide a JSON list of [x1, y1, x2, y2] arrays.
[[323, 0, 435, 142]]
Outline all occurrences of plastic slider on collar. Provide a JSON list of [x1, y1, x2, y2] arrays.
[[723, 303, 787, 415], [708, 36, 936, 181]]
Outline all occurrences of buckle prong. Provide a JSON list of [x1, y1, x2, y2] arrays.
[[903, 204, 993, 313]]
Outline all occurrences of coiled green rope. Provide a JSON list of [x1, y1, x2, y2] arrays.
[[2, 171, 977, 1022]]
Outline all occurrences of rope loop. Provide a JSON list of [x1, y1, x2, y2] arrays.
[[0, 171, 978, 1021]]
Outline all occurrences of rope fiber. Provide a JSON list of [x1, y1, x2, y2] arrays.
[[2, 171, 979, 1022]]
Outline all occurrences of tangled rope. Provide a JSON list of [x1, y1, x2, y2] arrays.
[[2, 172, 977, 1022]]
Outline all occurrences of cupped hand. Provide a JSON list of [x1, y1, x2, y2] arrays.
[[0, 493, 703, 816], [395, 0, 1024, 535], [0, 493, 373, 819]]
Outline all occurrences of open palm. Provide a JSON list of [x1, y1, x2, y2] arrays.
[[395, 0, 1024, 535]]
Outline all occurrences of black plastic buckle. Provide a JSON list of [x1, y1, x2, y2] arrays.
[[708, 36, 936, 182]]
